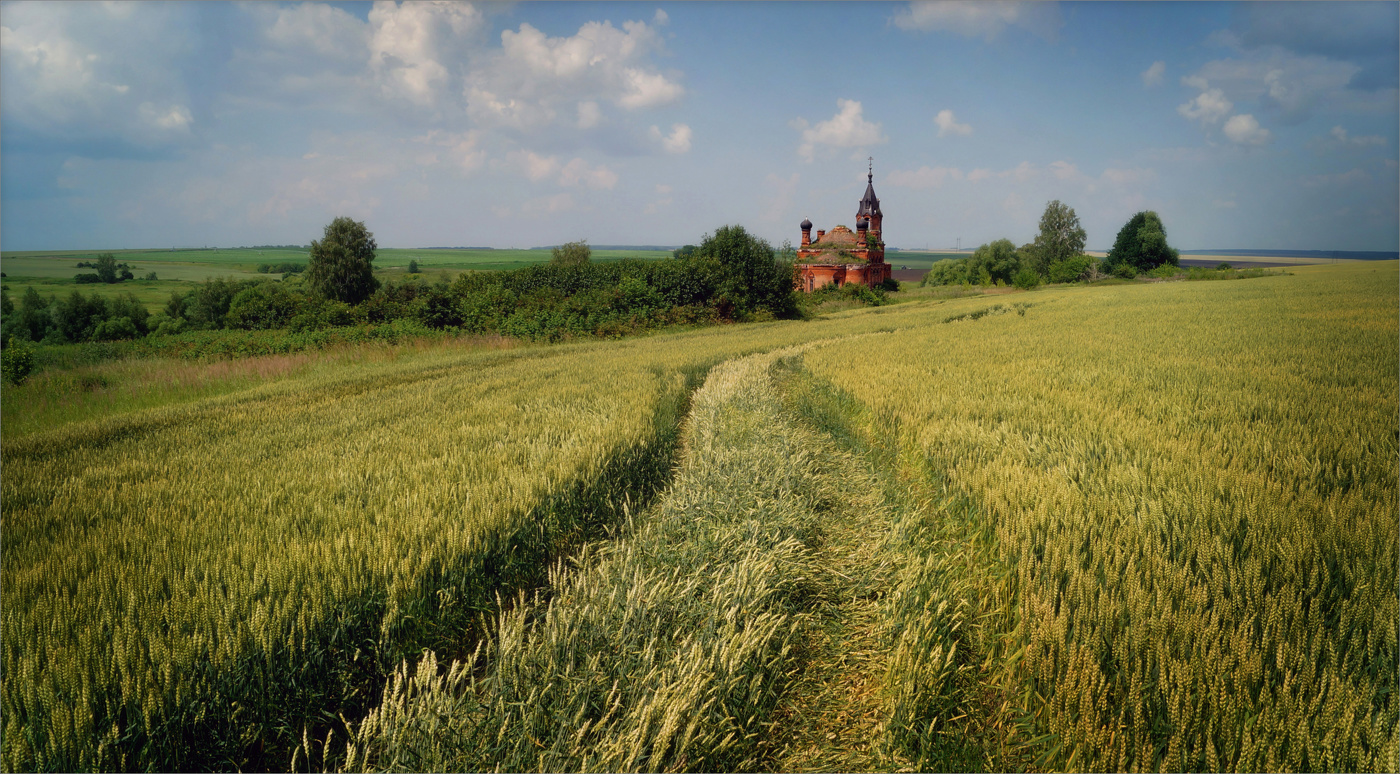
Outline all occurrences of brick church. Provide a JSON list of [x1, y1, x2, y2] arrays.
[[795, 161, 891, 291]]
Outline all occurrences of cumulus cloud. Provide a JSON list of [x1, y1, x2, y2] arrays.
[[1141, 61, 1165, 87], [0, 2, 198, 151], [650, 123, 692, 153], [792, 99, 887, 162], [934, 109, 972, 137], [1177, 88, 1233, 124], [368, 1, 485, 105], [467, 17, 682, 132], [558, 158, 618, 190], [892, 1, 1062, 42], [1181, 47, 1374, 126], [1222, 114, 1272, 146], [1329, 125, 1386, 148]]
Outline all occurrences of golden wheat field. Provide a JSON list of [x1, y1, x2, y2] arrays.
[[2, 262, 1396, 772], [803, 260, 1399, 771]]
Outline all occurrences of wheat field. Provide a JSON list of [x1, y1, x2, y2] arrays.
[[802, 261, 1399, 771], [3, 263, 1396, 772]]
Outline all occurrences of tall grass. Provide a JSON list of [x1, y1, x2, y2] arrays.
[[1, 304, 943, 771], [342, 349, 859, 772], [803, 261, 1400, 771]]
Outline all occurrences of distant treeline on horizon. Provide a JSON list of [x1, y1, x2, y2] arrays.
[[1178, 249, 1399, 261]]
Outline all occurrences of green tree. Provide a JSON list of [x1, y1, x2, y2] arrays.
[[672, 244, 699, 261], [308, 217, 380, 304], [408, 259, 419, 274], [1105, 211, 1179, 273], [2, 337, 35, 385], [550, 241, 591, 267], [1030, 200, 1087, 277], [922, 258, 970, 286], [94, 253, 119, 284], [694, 225, 796, 318], [965, 239, 1021, 286]]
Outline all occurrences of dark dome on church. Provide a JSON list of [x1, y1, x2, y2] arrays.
[[800, 217, 812, 230]]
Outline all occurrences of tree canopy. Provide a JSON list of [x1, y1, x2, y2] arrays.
[[308, 217, 379, 304], [550, 241, 591, 267], [693, 225, 796, 318], [966, 239, 1021, 285], [1105, 211, 1179, 273], [1029, 200, 1087, 276]]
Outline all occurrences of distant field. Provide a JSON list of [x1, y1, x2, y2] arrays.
[[0, 247, 676, 312]]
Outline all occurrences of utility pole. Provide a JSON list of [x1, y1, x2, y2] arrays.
[[956, 237, 961, 252]]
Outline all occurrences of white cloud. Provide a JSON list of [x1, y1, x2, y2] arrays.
[[138, 102, 192, 132], [0, 3, 198, 149], [1049, 160, 1081, 180], [1330, 125, 1386, 147], [967, 168, 993, 182], [1177, 88, 1233, 124], [494, 192, 577, 220], [934, 109, 972, 137], [1223, 113, 1273, 145], [469, 17, 681, 131], [793, 99, 887, 162], [1182, 48, 1372, 125], [650, 123, 692, 154], [1141, 61, 1165, 87], [368, 0, 484, 106], [558, 158, 618, 190], [508, 150, 559, 181], [887, 166, 965, 188], [892, 1, 1062, 42]]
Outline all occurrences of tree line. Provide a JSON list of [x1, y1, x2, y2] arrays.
[[1, 218, 798, 359], [924, 203, 1180, 288]]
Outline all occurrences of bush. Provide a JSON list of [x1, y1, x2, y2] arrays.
[[1013, 266, 1042, 290], [408, 260, 419, 274], [1112, 262, 1139, 279], [692, 225, 797, 319], [1047, 254, 1094, 283], [966, 239, 1021, 286], [2, 337, 35, 385], [922, 258, 970, 287], [879, 276, 900, 292], [1147, 263, 1180, 279], [550, 242, 591, 267], [1217, 262, 1232, 270]]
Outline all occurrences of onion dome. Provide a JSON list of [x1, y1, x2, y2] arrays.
[[857, 217, 869, 231], [800, 217, 813, 231]]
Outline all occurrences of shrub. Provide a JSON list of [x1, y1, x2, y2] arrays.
[[879, 276, 900, 292], [922, 258, 970, 287], [2, 337, 35, 385], [966, 239, 1021, 286], [1013, 266, 1042, 289], [1047, 254, 1094, 283], [1147, 263, 1180, 279], [1217, 262, 1232, 270], [550, 242, 591, 267], [407, 259, 419, 274]]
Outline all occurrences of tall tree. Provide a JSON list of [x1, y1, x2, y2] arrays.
[[694, 225, 796, 318], [1030, 200, 1087, 277], [308, 217, 380, 304], [550, 241, 591, 267], [966, 238, 1021, 285], [1105, 211, 1179, 272]]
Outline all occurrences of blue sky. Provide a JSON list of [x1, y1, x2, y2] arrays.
[[2, 1, 1396, 252]]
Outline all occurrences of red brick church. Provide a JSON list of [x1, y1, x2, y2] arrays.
[[795, 161, 891, 291]]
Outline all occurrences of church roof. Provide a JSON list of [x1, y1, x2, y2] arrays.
[[857, 172, 881, 218], [812, 225, 858, 247]]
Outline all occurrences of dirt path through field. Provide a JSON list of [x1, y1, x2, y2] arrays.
[[764, 359, 907, 772]]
